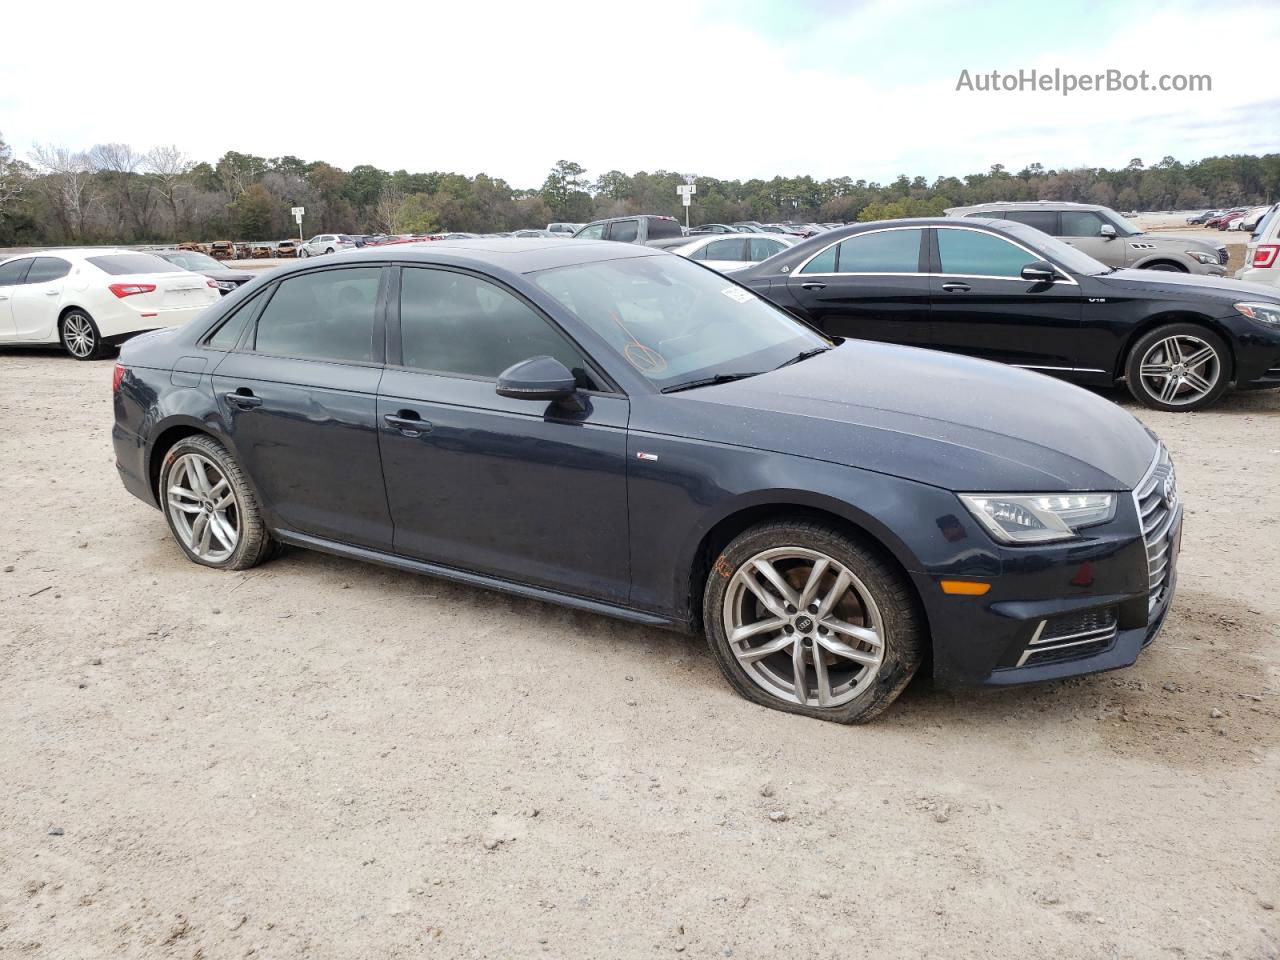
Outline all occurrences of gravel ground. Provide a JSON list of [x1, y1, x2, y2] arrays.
[[0, 351, 1277, 959]]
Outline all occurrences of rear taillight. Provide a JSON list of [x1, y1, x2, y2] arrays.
[[1252, 245, 1279, 269], [109, 282, 157, 298], [112, 364, 125, 394]]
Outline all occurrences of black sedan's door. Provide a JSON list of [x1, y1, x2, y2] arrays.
[[927, 226, 1084, 371], [377, 266, 631, 603], [210, 265, 394, 549], [780, 226, 931, 345]]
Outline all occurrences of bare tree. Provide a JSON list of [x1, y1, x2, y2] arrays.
[[89, 142, 158, 238], [29, 143, 98, 240], [0, 133, 25, 220], [146, 145, 193, 237], [374, 184, 405, 233]]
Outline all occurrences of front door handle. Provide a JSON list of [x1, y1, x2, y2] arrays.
[[224, 389, 262, 409], [800, 281, 827, 290], [940, 282, 971, 293], [384, 412, 432, 437], [44, 289, 60, 296]]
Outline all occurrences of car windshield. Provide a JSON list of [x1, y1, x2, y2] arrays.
[[1098, 209, 1141, 237], [163, 252, 222, 271], [997, 221, 1113, 276], [532, 253, 827, 391]]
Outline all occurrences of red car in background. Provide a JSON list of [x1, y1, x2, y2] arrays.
[[1206, 208, 1247, 229]]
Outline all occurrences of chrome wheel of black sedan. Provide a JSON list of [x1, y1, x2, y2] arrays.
[[114, 238, 1182, 722]]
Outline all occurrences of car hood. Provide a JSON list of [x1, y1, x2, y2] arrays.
[[1096, 268, 1280, 304], [1135, 230, 1223, 253], [662, 341, 1157, 492]]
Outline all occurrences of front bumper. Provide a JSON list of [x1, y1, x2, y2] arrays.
[[926, 449, 1183, 688]]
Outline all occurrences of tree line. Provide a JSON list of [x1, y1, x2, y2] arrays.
[[1, 134, 1277, 246]]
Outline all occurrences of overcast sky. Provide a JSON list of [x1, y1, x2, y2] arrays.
[[2, 0, 1276, 187]]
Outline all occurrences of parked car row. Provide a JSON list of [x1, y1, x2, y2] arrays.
[[110, 236, 1197, 723]]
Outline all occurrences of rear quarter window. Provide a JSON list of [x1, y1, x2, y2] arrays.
[[645, 218, 684, 240]]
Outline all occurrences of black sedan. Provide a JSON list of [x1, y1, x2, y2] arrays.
[[113, 239, 1179, 723], [149, 249, 256, 296], [736, 218, 1280, 410]]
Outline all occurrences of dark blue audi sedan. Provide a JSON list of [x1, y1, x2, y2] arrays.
[[112, 239, 1181, 723]]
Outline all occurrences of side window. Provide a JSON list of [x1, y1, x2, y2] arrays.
[[937, 229, 1033, 278], [1058, 211, 1105, 237], [704, 238, 746, 260], [26, 257, 72, 283], [1003, 210, 1058, 233], [577, 223, 605, 240], [688, 244, 710, 261], [398, 268, 598, 389], [749, 238, 783, 261], [0, 259, 32, 286], [253, 267, 381, 363], [607, 220, 639, 243], [833, 229, 923, 273]]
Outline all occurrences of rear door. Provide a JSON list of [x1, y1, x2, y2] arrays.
[[928, 225, 1083, 370], [11, 257, 72, 340], [210, 265, 394, 549], [693, 237, 749, 272], [781, 226, 931, 344], [605, 219, 640, 244], [0, 258, 32, 339]]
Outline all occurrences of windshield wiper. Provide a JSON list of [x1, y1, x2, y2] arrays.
[[661, 372, 763, 394], [774, 345, 832, 370]]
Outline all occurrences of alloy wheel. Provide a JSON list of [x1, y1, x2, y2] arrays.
[[166, 453, 240, 563], [1138, 334, 1221, 406], [722, 546, 885, 708], [63, 314, 96, 358]]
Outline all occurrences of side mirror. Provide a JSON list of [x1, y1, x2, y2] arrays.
[[496, 355, 583, 410], [1099, 223, 1117, 239], [1021, 260, 1057, 283]]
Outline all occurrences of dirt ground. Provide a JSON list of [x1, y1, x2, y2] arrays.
[[0, 351, 1277, 960]]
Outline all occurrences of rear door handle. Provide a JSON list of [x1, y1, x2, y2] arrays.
[[384, 412, 432, 437], [941, 282, 971, 293], [224, 390, 262, 409], [800, 281, 827, 290], [44, 289, 60, 296]]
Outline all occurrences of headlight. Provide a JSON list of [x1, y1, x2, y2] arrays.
[[1186, 251, 1219, 265], [1235, 301, 1280, 325], [959, 493, 1117, 544], [216, 280, 237, 290]]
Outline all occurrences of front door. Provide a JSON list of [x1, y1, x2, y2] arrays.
[[377, 265, 631, 602], [210, 265, 393, 548], [928, 226, 1083, 370], [1056, 210, 1124, 267], [781, 226, 931, 345]]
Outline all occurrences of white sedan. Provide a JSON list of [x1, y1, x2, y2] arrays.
[[0, 249, 220, 360], [671, 233, 796, 273]]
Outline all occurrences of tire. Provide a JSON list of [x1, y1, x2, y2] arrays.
[[1125, 323, 1230, 411], [300, 248, 310, 258], [158, 434, 276, 571], [1141, 262, 1185, 272], [703, 519, 924, 724], [60, 309, 108, 360], [325, 247, 335, 255]]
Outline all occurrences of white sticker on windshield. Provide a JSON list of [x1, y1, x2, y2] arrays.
[[720, 286, 754, 304]]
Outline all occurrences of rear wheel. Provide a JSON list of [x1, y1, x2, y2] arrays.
[[60, 310, 107, 360], [1125, 323, 1230, 411], [703, 519, 924, 723], [159, 435, 275, 570], [325, 247, 335, 255]]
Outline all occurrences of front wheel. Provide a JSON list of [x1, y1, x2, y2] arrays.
[[60, 310, 108, 360], [703, 519, 924, 723], [1125, 323, 1230, 411], [1142, 262, 1185, 272], [299, 248, 310, 258], [159, 435, 276, 570]]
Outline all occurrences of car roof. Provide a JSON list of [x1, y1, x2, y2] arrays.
[[945, 201, 1111, 215], [0, 247, 135, 264], [288, 237, 665, 274]]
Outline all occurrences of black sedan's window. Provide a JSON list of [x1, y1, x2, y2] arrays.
[[937, 229, 1032, 278], [398, 267, 597, 389], [802, 229, 922, 275], [252, 268, 380, 363]]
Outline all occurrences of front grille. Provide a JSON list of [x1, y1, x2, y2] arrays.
[[1016, 607, 1119, 667], [1134, 447, 1178, 612]]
